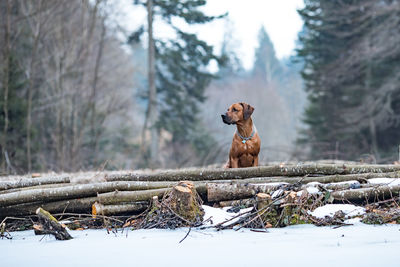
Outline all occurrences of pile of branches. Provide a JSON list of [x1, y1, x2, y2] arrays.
[[1, 163, 400, 235]]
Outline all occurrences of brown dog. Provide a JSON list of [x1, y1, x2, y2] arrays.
[[221, 102, 261, 168]]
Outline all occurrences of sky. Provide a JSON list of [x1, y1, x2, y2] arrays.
[[112, 0, 304, 70]]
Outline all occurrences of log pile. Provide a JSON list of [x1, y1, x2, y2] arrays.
[[1, 163, 400, 233]]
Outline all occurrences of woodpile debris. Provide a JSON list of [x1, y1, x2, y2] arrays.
[[1, 163, 400, 236]]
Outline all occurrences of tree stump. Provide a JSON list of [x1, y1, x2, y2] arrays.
[[255, 193, 278, 228], [133, 181, 204, 229], [167, 181, 204, 224], [35, 207, 72, 240]]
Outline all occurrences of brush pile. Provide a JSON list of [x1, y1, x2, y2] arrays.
[[2, 162, 400, 235]]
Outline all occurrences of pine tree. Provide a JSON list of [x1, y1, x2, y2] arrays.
[[252, 26, 282, 83], [297, 0, 400, 161]]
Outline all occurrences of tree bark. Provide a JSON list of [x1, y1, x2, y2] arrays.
[[0, 176, 70, 191], [105, 164, 400, 182]]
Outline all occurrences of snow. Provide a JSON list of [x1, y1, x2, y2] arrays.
[[297, 187, 320, 196], [311, 204, 366, 219], [2, 223, 400, 267], [202, 205, 252, 226], [332, 180, 359, 186]]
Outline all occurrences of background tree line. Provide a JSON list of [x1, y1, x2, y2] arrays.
[[8, 0, 398, 173], [0, 0, 305, 173], [0, 0, 138, 173], [297, 0, 400, 162]]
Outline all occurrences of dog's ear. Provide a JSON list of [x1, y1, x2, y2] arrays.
[[240, 103, 254, 120]]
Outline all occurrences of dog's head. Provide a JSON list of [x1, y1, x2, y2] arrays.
[[221, 102, 254, 125]]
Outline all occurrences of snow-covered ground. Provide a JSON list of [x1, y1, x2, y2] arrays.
[[2, 223, 400, 267], [1, 203, 399, 266]]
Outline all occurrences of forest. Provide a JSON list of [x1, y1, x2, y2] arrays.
[[0, 0, 399, 174]]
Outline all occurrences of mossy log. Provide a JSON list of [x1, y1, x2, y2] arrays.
[[0, 181, 175, 207], [92, 201, 148, 216], [332, 185, 400, 202], [0, 176, 70, 190], [35, 207, 72, 240], [105, 164, 400, 182], [207, 183, 285, 202]]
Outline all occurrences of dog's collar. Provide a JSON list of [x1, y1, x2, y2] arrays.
[[236, 126, 256, 144]]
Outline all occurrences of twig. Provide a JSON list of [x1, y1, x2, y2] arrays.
[[179, 227, 191, 243]]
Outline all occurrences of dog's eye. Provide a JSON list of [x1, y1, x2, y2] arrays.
[[232, 108, 237, 112]]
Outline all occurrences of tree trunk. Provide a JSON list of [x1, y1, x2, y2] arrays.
[[105, 164, 400, 182], [142, 0, 159, 167], [1, 0, 11, 172]]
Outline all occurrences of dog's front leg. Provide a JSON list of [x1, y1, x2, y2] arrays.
[[253, 156, 259, 167], [230, 156, 239, 168]]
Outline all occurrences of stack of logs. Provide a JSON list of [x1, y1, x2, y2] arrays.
[[2, 163, 400, 220]]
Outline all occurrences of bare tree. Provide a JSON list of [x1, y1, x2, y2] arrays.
[[141, 0, 159, 167]]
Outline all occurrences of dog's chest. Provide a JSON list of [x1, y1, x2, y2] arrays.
[[237, 139, 257, 155]]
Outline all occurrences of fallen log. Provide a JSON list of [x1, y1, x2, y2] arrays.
[[97, 188, 169, 205], [332, 185, 400, 202], [207, 183, 286, 202], [0, 197, 99, 217], [92, 201, 148, 216], [0, 181, 176, 207], [304, 171, 400, 184], [197, 171, 400, 186], [0, 183, 72, 195], [105, 164, 400, 182], [0, 176, 70, 191], [35, 207, 72, 240]]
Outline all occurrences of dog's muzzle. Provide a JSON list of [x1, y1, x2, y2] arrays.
[[221, 114, 233, 125]]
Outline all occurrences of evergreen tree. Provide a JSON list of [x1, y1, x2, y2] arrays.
[[297, 0, 400, 161], [252, 26, 281, 83]]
